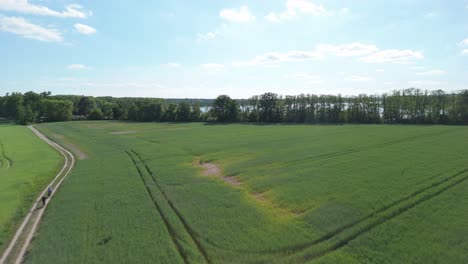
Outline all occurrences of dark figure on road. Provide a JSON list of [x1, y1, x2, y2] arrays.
[[47, 186, 53, 197], [41, 196, 47, 207]]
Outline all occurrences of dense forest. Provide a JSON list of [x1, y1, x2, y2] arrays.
[[1, 88, 467, 125]]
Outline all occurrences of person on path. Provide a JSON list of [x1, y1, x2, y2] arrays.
[[41, 196, 47, 207], [47, 186, 53, 197]]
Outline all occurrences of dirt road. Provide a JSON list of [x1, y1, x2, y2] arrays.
[[0, 126, 75, 264]]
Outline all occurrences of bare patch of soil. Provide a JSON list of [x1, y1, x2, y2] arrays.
[[110, 131, 137, 135], [195, 160, 242, 187], [252, 192, 267, 201], [199, 162, 221, 176]]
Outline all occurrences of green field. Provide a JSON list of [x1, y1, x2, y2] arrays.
[[24, 121, 468, 263], [0, 124, 62, 251]]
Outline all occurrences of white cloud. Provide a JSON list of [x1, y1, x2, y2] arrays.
[[233, 42, 420, 66], [344, 75, 373, 82], [458, 39, 468, 55], [0, 0, 90, 18], [235, 50, 322, 66], [265, 0, 328, 22], [416, 69, 445, 75], [376, 69, 385, 72], [197, 31, 217, 41], [201, 63, 225, 71], [68, 64, 89, 70], [360, 49, 423, 64], [316, 43, 378, 57], [409, 80, 447, 87], [74, 23, 96, 35], [219, 6, 255, 23], [0, 16, 62, 42]]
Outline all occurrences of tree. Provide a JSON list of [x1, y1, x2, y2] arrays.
[[78, 96, 95, 116], [191, 102, 202, 121], [43, 99, 73, 122], [163, 103, 177, 121], [258, 92, 282, 122], [210, 95, 239, 122], [88, 108, 104, 120], [176, 102, 191, 122]]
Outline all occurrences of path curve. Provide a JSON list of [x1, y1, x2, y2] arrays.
[[0, 126, 75, 264]]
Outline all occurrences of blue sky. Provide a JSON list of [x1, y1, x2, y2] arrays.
[[0, 0, 467, 98]]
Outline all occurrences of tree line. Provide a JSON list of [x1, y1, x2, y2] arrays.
[[1, 88, 467, 125]]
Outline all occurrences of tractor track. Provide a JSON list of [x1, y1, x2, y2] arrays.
[[126, 151, 190, 264], [187, 168, 468, 263], [0, 141, 12, 168], [0, 126, 75, 264], [123, 129, 465, 263], [300, 168, 468, 262], [127, 150, 210, 264]]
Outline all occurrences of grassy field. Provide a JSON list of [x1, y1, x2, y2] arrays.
[[24, 121, 468, 263], [0, 124, 62, 252]]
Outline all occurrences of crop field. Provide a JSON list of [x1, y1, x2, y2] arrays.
[[23, 121, 468, 263], [0, 123, 62, 252]]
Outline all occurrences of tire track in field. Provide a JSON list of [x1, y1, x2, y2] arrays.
[[131, 150, 211, 264], [0, 141, 12, 168], [286, 129, 454, 166], [299, 168, 468, 262], [0, 126, 75, 264], [194, 168, 468, 262], [127, 150, 210, 264], [126, 151, 189, 264]]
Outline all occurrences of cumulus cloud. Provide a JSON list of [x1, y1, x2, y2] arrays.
[[74, 23, 96, 35], [409, 80, 447, 87], [232, 43, 422, 66], [0, 0, 91, 18], [416, 69, 445, 75], [458, 38, 468, 55], [360, 49, 423, 64], [0, 16, 62, 42], [316, 43, 378, 57], [197, 31, 217, 41], [234, 50, 322, 66], [265, 0, 328, 22], [219, 6, 255, 23], [68, 64, 89, 70]]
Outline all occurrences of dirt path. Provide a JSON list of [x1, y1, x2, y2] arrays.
[[0, 126, 75, 264]]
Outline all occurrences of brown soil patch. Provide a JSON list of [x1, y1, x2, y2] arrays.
[[223, 176, 242, 186], [199, 162, 221, 176], [110, 131, 137, 135], [252, 192, 267, 201], [195, 160, 242, 187]]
